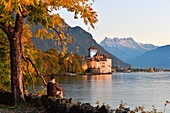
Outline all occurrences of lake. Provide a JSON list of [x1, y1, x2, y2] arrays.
[[37, 72, 170, 112]]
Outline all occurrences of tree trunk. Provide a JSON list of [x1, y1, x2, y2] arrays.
[[9, 14, 25, 105]]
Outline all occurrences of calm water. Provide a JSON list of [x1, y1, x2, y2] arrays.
[[38, 72, 170, 112]]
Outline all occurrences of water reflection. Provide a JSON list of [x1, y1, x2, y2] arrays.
[[57, 74, 113, 105], [89, 74, 113, 104]]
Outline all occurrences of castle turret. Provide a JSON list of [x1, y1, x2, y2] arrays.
[[88, 46, 98, 58]]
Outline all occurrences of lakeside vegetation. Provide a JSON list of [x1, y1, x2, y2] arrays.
[[0, 41, 85, 92], [113, 67, 170, 73], [0, 99, 168, 113]]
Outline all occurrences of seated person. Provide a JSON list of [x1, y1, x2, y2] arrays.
[[47, 75, 63, 98]]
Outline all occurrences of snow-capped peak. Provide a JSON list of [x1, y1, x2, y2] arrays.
[[100, 37, 158, 61]]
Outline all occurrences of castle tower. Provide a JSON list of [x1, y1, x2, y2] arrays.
[[88, 46, 98, 58]]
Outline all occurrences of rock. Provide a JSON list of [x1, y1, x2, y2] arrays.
[[1, 94, 112, 113], [25, 94, 42, 107], [0, 90, 13, 105], [99, 105, 109, 113], [115, 108, 130, 113]]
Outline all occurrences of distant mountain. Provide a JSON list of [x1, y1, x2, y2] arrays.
[[32, 25, 131, 68], [127, 45, 170, 68], [100, 37, 158, 61]]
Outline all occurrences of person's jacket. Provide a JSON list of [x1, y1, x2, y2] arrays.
[[47, 81, 62, 96]]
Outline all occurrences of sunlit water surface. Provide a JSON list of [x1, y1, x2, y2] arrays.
[[36, 72, 170, 112]]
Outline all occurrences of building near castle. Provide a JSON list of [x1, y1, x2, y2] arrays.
[[85, 46, 112, 74]]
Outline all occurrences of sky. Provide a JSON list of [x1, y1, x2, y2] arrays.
[[58, 0, 170, 46]]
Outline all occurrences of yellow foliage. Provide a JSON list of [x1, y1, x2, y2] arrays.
[[34, 28, 49, 39], [51, 14, 63, 27], [4, 1, 12, 11], [22, 0, 35, 5]]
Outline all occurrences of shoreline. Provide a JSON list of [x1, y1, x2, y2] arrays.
[[0, 96, 168, 113], [53, 71, 170, 77]]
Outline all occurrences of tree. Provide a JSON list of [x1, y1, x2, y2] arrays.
[[0, 0, 97, 105], [38, 48, 60, 74]]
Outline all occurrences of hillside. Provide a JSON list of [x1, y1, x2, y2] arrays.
[[100, 37, 158, 61], [127, 45, 170, 68], [32, 25, 131, 68]]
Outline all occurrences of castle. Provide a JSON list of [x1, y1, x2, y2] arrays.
[[84, 46, 112, 74]]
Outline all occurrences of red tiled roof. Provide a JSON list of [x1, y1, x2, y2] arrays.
[[88, 46, 97, 50]]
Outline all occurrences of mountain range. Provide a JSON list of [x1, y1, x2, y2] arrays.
[[31, 23, 170, 69], [31, 24, 131, 68], [100, 37, 158, 61], [100, 37, 170, 69], [126, 45, 170, 68]]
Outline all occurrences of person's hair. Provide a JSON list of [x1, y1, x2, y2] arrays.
[[50, 75, 55, 80]]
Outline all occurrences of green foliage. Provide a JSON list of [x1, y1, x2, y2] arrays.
[[95, 100, 164, 113], [0, 30, 10, 91], [35, 48, 60, 74], [58, 52, 84, 74], [34, 48, 84, 75], [36, 89, 47, 96], [114, 101, 163, 113]]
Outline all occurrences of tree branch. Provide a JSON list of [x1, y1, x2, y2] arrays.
[[48, 26, 61, 38], [25, 60, 37, 94], [22, 54, 47, 86], [0, 23, 10, 37], [48, 26, 65, 52]]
